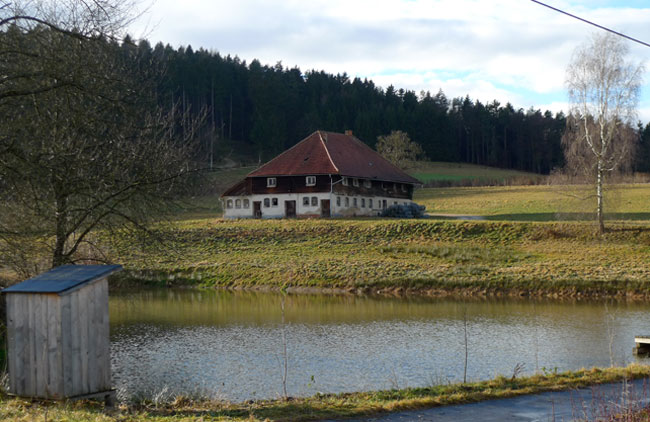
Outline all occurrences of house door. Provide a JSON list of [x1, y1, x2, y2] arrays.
[[320, 199, 331, 218], [253, 201, 262, 218], [285, 200, 296, 218]]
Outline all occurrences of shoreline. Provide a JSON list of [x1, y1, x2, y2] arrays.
[[113, 270, 650, 301], [2, 365, 650, 421]]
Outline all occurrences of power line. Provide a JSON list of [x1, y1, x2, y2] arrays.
[[530, 0, 650, 48]]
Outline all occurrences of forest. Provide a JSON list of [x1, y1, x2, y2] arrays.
[[127, 37, 650, 175]]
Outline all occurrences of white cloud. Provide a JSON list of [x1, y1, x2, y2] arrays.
[[130, 0, 650, 122]]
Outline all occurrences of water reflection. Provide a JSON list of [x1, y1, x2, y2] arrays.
[[109, 289, 650, 401]]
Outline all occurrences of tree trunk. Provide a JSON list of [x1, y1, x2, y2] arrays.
[[52, 194, 68, 268], [597, 160, 605, 233]]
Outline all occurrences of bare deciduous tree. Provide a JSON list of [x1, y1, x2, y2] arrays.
[[0, 1, 202, 276], [563, 32, 644, 233]]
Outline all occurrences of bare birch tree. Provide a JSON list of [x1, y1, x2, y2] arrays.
[[564, 32, 644, 233]]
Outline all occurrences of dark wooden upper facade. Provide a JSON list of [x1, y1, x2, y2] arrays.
[[224, 175, 413, 199]]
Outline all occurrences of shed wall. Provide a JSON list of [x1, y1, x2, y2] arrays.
[[6, 277, 111, 399]]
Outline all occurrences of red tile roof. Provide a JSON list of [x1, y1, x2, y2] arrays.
[[247, 131, 421, 184]]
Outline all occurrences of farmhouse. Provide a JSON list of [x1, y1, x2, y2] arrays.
[[221, 130, 421, 218]]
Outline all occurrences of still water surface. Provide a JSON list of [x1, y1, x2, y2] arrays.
[[109, 289, 650, 401]]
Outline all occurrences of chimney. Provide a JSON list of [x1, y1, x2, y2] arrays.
[[345, 130, 353, 136]]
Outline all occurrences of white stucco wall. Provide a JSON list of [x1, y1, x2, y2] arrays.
[[330, 194, 412, 217], [223, 192, 413, 219], [223, 193, 333, 219]]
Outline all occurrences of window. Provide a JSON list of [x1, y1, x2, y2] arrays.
[[353, 198, 358, 207], [401, 184, 407, 192], [345, 197, 350, 207], [382, 199, 387, 209], [267, 177, 277, 188], [342, 177, 349, 186], [336, 196, 341, 206], [272, 198, 278, 207], [306, 176, 316, 186], [364, 179, 372, 188], [404, 202, 408, 205], [394, 201, 398, 205], [352, 178, 359, 187], [393, 183, 398, 191], [311, 196, 318, 206], [235, 199, 242, 209], [243, 199, 250, 208], [369, 198, 373, 208], [303, 197, 310, 206], [361, 198, 366, 207], [264, 198, 270, 207], [226, 199, 233, 209]]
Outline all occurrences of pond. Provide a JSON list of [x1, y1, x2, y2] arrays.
[[109, 289, 650, 402]]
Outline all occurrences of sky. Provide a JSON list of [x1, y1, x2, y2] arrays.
[[130, 0, 650, 123]]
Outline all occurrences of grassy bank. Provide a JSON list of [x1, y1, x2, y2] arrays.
[[2, 365, 649, 421], [108, 218, 650, 297]]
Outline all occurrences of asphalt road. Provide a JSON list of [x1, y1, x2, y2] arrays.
[[325, 378, 650, 422]]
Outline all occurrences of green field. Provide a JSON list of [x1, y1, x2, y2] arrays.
[[416, 184, 650, 222], [408, 161, 542, 185]]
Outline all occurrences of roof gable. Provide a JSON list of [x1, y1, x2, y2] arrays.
[[248, 131, 338, 177], [248, 131, 421, 184]]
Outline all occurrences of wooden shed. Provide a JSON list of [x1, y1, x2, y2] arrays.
[[2, 264, 121, 401]]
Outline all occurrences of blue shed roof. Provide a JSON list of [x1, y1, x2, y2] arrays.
[[2, 264, 122, 294]]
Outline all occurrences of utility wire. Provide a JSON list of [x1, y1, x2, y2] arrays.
[[530, 0, 650, 48]]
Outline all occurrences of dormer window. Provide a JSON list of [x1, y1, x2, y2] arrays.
[[267, 177, 277, 188], [342, 177, 349, 186], [401, 184, 407, 192], [364, 179, 372, 188], [352, 178, 359, 187], [306, 176, 316, 186]]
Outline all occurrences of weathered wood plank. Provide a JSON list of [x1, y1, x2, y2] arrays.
[[47, 295, 63, 398], [15, 294, 28, 396], [61, 294, 73, 397], [6, 295, 17, 394], [25, 294, 36, 396], [70, 291, 82, 396], [79, 286, 90, 394], [86, 283, 96, 393], [99, 279, 111, 390], [34, 294, 48, 398], [92, 281, 103, 390]]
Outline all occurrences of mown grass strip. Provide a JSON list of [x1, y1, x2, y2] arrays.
[[2, 365, 649, 421]]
